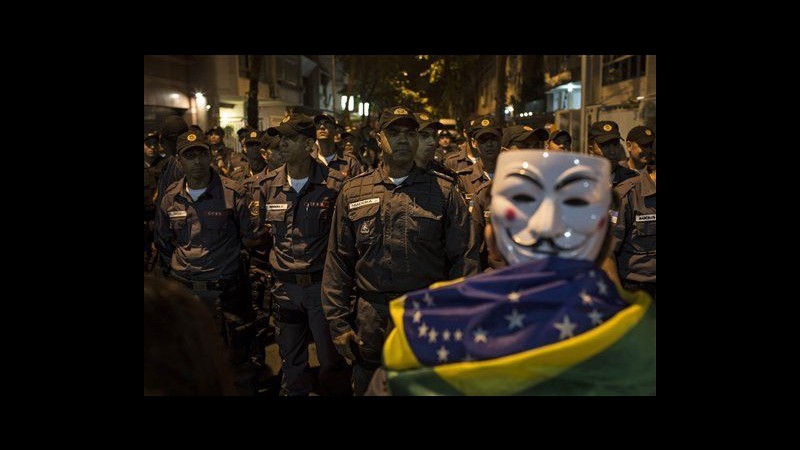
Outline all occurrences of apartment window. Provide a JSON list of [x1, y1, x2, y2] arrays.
[[239, 55, 270, 80], [277, 56, 299, 87], [602, 55, 647, 86]]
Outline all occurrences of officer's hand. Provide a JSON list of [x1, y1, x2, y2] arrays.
[[333, 330, 363, 362]]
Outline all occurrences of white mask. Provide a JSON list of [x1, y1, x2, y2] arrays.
[[491, 150, 611, 264]]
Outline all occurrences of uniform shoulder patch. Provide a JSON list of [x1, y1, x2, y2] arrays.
[[221, 176, 246, 195], [327, 166, 346, 181], [613, 178, 638, 198], [455, 168, 473, 175], [343, 168, 375, 189], [475, 181, 492, 195]]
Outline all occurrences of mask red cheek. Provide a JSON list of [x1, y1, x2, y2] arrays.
[[505, 208, 516, 221], [598, 216, 606, 229]]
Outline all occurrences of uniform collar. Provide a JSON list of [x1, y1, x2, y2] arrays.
[[278, 159, 328, 192], [376, 161, 425, 186], [469, 159, 490, 183], [178, 169, 220, 201]]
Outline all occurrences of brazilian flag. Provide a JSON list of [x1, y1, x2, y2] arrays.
[[381, 257, 656, 395]]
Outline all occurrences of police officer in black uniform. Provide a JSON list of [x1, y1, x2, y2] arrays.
[[501, 125, 549, 150], [624, 125, 655, 175], [588, 120, 637, 186], [322, 106, 480, 395], [607, 128, 656, 301], [239, 129, 279, 394], [155, 129, 261, 395], [206, 126, 233, 176], [436, 130, 456, 161], [313, 113, 363, 180], [413, 113, 460, 183], [257, 113, 352, 396], [456, 116, 503, 271], [548, 129, 572, 151]]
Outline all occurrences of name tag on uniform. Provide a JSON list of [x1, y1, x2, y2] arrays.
[[168, 211, 187, 219], [635, 214, 656, 222], [205, 210, 225, 217], [267, 203, 288, 211], [349, 198, 380, 210], [307, 201, 330, 208]]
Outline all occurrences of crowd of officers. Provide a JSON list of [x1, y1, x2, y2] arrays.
[[143, 107, 656, 396]]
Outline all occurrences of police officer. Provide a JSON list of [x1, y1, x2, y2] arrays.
[[339, 131, 368, 172], [322, 106, 480, 395], [624, 125, 655, 175], [207, 126, 234, 175], [444, 117, 484, 173], [455, 116, 502, 202], [458, 117, 504, 271], [144, 131, 161, 272], [313, 113, 363, 179], [240, 129, 278, 393], [214, 127, 250, 181], [237, 126, 254, 146], [257, 113, 351, 396], [155, 129, 260, 395], [607, 144, 657, 301], [501, 125, 549, 150], [413, 113, 460, 183], [588, 120, 636, 186], [548, 129, 572, 151], [436, 130, 456, 161]]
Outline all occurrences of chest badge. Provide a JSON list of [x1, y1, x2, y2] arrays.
[[360, 222, 370, 234]]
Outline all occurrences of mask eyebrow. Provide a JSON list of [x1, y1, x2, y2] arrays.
[[507, 171, 543, 190], [555, 174, 598, 191]]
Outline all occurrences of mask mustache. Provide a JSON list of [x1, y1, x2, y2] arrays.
[[506, 228, 578, 253]]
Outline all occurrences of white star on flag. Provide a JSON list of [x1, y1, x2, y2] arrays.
[[473, 327, 488, 343], [442, 329, 451, 341], [507, 291, 521, 302], [580, 290, 593, 305], [428, 328, 438, 343], [437, 345, 449, 362], [505, 308, 525, 330], [596, 280, 608, 295], [589, 270, 596, 278], [411, 300, 420, 310], [422, 292, 435, 307], [454, 329, 463, 341], [553, 315, 577, 340], [418, 322, 429, 338], [412, 310, 422, 323], [588, 309, 603, 325]]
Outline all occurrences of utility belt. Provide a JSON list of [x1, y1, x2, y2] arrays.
[[272, 270, 323, 287], [360, 291, 404, 305], [170, 272, 240, 292]]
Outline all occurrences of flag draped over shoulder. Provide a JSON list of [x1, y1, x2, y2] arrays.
[[382, 257, 656, 395]]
